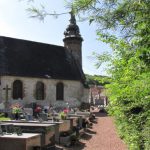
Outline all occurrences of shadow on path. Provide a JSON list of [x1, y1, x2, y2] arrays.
[[59, 110, 111, 150], [85, 128, 96, 135], [60, 141, 86, 150], [72, 141, 86, 150], [80, 132, 92, 140]]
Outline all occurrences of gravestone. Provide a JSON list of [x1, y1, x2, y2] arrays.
[[24, 108, 33, 115], [3, 85, 11, 110], [0, 133, 41, 150], [3, 122, 56, 146], [39, 113, 48, 121]]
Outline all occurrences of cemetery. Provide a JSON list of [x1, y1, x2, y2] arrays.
[[0, 102, 97, 150]]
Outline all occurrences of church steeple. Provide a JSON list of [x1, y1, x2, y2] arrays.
[[63, 11, 83, 68], [70, 11, 76, 24], [64, 11, 82, 38]]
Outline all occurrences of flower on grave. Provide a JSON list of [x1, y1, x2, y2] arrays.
[[63, 108, 69, 114], [59, 111, 67, 120], [34, 105, 42, 113], [10, 103, 22, 114]]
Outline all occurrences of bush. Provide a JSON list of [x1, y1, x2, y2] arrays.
[[107, 72, 150, 150]]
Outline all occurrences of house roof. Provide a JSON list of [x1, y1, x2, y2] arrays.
[[0, 36, 85, 82]]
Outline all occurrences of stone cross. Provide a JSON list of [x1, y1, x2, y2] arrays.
[[3, 84, 11, 109]]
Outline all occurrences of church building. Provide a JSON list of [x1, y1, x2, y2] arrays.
[[0, 13, 89, 108]]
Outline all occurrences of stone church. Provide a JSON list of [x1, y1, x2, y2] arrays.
[[0, 13, 89, 109]]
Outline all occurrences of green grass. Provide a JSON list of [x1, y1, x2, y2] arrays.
[[0, 117, 11, 121]]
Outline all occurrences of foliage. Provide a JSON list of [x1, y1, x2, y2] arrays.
[[0, 113, 4, 117], [85, 74, 111, 86], [0, 117, 11, 121], [68, 0, 150, 149], [59, 111, 67, 120], [21, 0, 69, 20], [0, 113, 10, 121]]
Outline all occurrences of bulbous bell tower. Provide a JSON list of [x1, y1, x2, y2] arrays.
[[63, 11, 83, 68]]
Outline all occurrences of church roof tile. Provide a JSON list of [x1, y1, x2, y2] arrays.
[[0, 36, 85, 82]]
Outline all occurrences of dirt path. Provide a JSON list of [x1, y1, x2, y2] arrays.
[[61, 109, 128, 150], [80, 111, 128, 150]]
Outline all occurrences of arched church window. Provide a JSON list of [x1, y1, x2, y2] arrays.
[[56, 82, 64, 100], [12, 80, 23, 99], [35, 82, 45, 100]]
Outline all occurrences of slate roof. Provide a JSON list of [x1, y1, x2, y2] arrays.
[[0, 36, 85, 82]]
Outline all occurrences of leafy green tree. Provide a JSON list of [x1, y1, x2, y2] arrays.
[[85, 74, 111, 86], [67, 0, 150, 149]]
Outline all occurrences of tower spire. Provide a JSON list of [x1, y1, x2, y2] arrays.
[[64, 11, 82, 38], [63, 11, 83, 68], [69, 11, 76, 25]]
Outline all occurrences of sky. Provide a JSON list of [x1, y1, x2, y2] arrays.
[[0, 0, 112, 76]]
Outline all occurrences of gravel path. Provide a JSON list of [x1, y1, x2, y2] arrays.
[[80, 111, 128, 150], [62, 109, 128, 150]]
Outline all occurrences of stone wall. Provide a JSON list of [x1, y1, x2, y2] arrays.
[[81, 88, 90, 103], [0, 76, 89, 107]]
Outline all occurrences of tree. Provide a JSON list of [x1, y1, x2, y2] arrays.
[[85, 74, 111, 86], [67, 0, 150, 149]]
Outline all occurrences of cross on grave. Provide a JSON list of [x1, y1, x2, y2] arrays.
[[3, 84, 11, 109]]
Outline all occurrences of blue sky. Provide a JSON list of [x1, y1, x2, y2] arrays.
[[0, 0, 111, 76]]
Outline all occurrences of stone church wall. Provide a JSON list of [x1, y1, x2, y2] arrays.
[[81, 88, 90, 103], [0, 76, 88, 107]]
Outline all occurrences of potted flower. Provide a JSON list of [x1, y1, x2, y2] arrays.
[[63, 108, 69, 114], [34, 105, 42, 118], [10, 103, 22, 120], [59, 111, 67, 120]]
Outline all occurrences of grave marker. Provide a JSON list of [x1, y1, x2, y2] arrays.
[[3, 84, 11, 109]]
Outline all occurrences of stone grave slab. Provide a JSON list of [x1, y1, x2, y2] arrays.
[[2, 122, 55, 147], [0, 133, 41, 150]]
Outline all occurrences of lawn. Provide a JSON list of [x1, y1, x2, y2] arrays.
[[0, 117, 11, 121]]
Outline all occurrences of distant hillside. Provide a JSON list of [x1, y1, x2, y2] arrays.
[[85, 74, 111, 86]]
